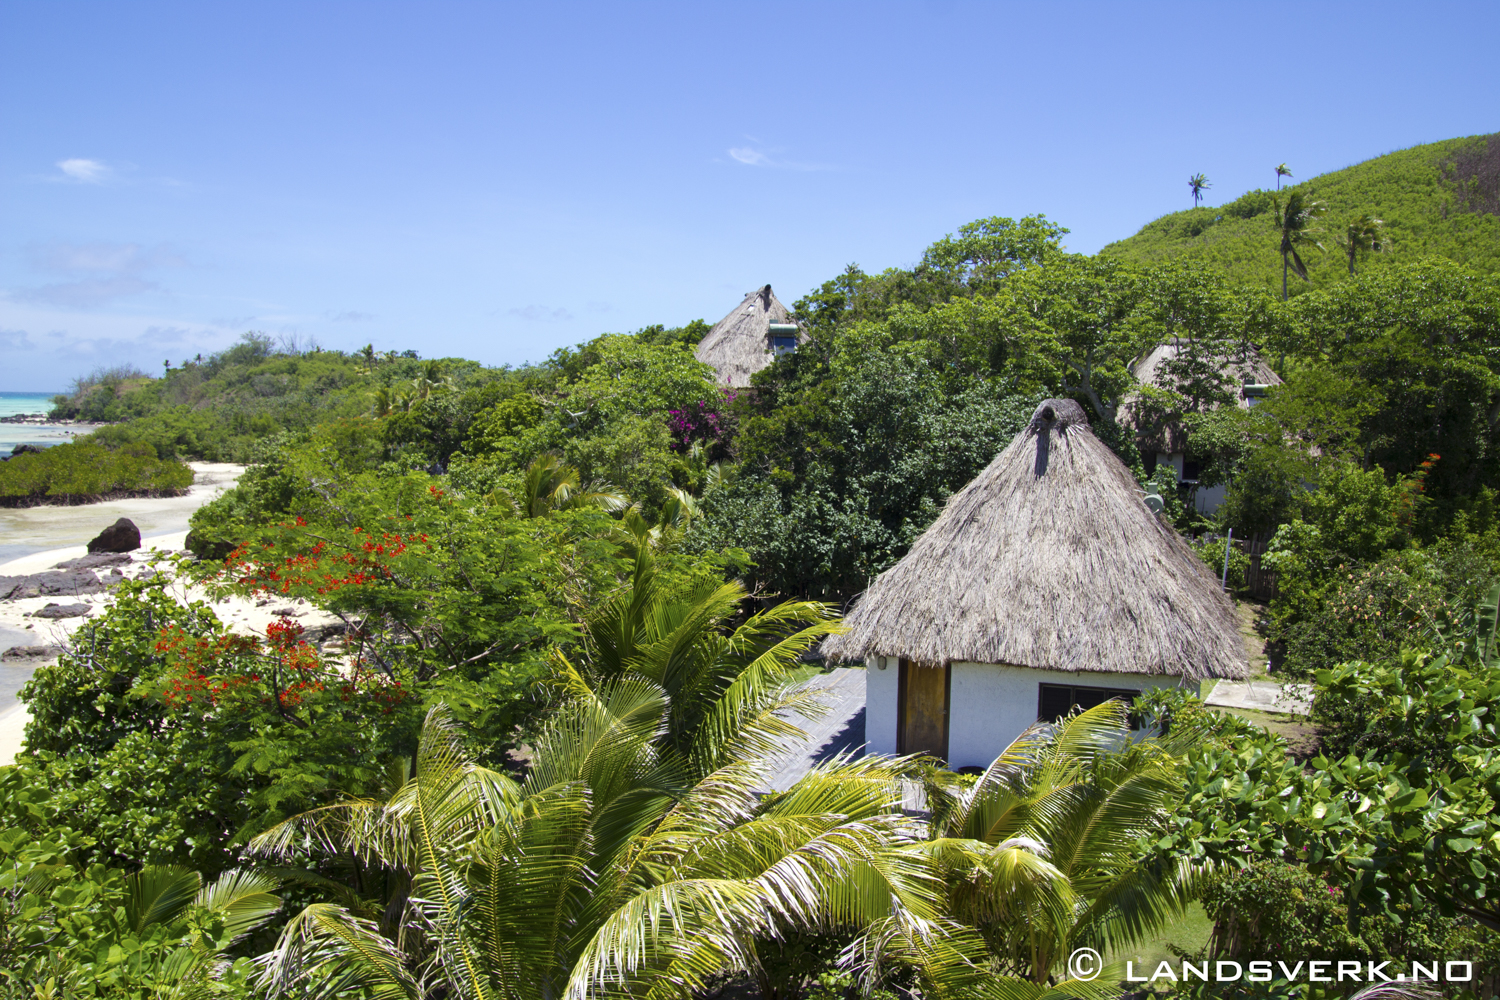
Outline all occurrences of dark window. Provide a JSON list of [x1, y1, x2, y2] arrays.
[[1143, 452, 1158, 476], [1038, 683, 1142, 726], [1181, 459, 1202, 483], [771, 335, 797, 357]]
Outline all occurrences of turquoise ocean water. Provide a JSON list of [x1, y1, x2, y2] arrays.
[[0, 392, 58, 419], [0, 392, 76, 454]]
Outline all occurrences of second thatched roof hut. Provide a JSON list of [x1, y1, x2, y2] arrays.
[[693, 285, 805, 387], [825, 398, 1246, 767], [1120, 340, 1283, 513]]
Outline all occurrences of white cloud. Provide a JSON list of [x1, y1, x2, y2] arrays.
[[507, 305, 574, 322], [0, 303, 251, 390], [30, 242, 184, 275], [0, 329, 37, 352], [729, 147, 769, 166], [725, 145, 832, 172], [16, 277, 158, 309], [9, 241, 186, 309], [56, 158, 111, 183]]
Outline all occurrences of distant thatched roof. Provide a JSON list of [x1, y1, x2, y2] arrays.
[[693, 285, 804, 387], [1121, 341, 1283, 454], [823, 399, 1246, 680]]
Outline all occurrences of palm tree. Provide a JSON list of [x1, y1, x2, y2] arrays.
[[510, 454, 628, 517], [411, 359, 453, 403], [1337, 213, 1391, 274], [1188, 173, 1211, 207], [1275, 163, 1292, 189], [920, 702, 1203, 984], [250, 701, 958, 1000], [560, 543, 844, 777], [1271, 190, 1327, 300], [21, 865, 281, 990], [611, 488, 704, 556]]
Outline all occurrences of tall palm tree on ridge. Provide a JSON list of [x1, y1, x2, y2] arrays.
[[1189, 173, 1211, 207], [1275, 163, 1292, 189], [1337, 214, 1391, 275], [1271, 190, 1327, 300]]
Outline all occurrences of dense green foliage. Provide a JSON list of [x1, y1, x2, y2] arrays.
[[13, 138, 1500, 994], [1104, 133, 1500, 292], [0, 439, 191, 503]]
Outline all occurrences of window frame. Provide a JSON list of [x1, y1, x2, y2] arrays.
[[1036, 681, 1143, 727]]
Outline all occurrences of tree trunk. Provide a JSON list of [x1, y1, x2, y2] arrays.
[[1282, 251, 1289, 302]]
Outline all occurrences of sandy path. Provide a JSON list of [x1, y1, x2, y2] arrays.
[[0, 463, 339, 764]]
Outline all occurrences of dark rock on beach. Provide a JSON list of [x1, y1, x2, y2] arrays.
[[1, 645, 63, 661], [87, 518, 142, 554], [54, 552, 132, 571], [0, 569, 105, 601], [30, 603, 93, 619]]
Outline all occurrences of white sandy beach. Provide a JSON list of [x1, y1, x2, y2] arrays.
[[0, 463, 340, 764]]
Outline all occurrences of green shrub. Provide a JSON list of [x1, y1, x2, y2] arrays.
[[1201, 858, 1500, 976], [0, 439, 192, 503], [13, 578, 425, 874], [1193, 534, 1251, 592]]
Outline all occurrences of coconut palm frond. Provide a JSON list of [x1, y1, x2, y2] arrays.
[[125, 865, 202, 934], [1273, 191, 1328, 297], [522, 676, 671, 797], [251, 710, 521, 874], [765, 754, 916, 823], [564, 877, 774, 1000], [248, 798, 410, 868], [690, 682, 827, 776], [1069, 853, 1211, 956], [256, 902, 421, 1000], [195, 868, 282, 944]]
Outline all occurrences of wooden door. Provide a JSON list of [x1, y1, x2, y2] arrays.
[[898, 660, 949, 761]]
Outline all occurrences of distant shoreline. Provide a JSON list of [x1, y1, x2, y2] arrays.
[[0, 488, 191, 509], [0, 415, 106, 426]]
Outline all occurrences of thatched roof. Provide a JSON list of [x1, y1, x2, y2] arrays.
[[1121, 341, 1282, 454], [693, 285, 804, 387], [823, 399, 1246, 680]]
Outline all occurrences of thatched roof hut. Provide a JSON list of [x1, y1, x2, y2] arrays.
[[693, 285, 804, 387], [824, 398, 1246, 681], [1121, 341, 1282, 454]]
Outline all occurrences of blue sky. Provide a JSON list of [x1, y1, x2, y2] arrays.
[[1, 1, 1495, 391]]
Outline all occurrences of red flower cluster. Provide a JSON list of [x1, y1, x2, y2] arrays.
[[155, 628, 260, 708], [224, 526, 432, 597], [1395, 452, 1440, 527], [154, 618, 410, 715]]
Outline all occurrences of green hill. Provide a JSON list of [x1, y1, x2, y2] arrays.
[[1102, 132, 1499, 292]]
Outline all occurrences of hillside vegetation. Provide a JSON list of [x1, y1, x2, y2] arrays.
[[49, 336, 505, 463], [1103, 132, 1499, 291]]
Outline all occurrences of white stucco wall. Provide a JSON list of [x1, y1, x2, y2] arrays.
[[864, 659, 1189, 769], [1155, 451, 1226, 515], [864, 656, 900, 756], [1193, 482, 1227, 514], [949, 663, 1186, 768]]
